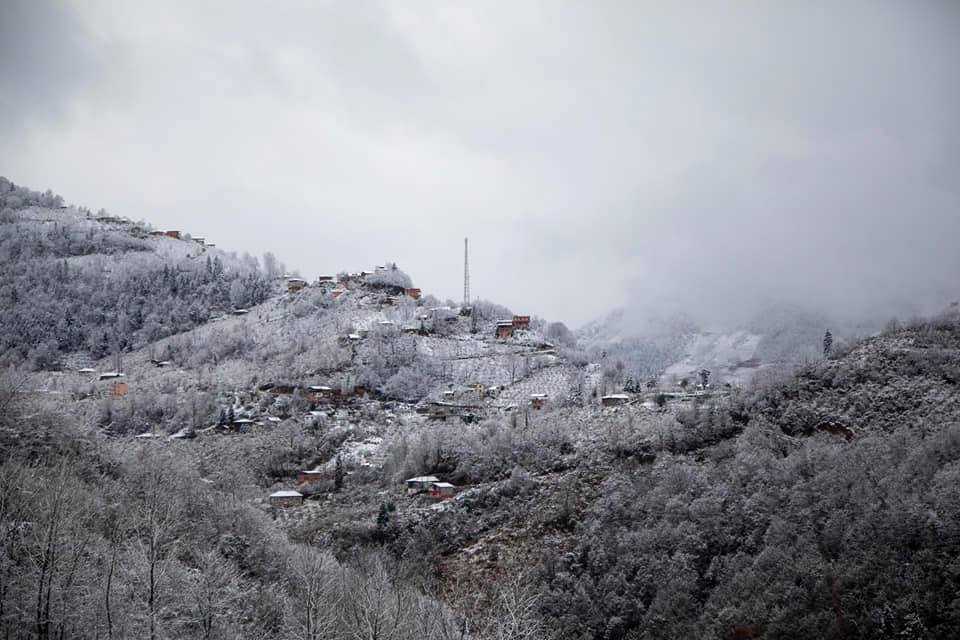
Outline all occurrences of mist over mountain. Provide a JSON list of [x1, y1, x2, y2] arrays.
[[579, 300, 875, 389]]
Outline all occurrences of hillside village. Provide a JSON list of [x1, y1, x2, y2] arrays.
[[4, 178, 959, 638], [13, 201, 720, 502], [3, 180, 732, 540]]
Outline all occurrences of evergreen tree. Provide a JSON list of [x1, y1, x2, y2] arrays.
[[376, 502, 390, 531], [334, 454, 344, 490], [824, 329, 833, 356]]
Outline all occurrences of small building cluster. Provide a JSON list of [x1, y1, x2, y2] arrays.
[[147, 229, 213, 247], [495, 315, 531, 339], [405, 476, 458, 500]]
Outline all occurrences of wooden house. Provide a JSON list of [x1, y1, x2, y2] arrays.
[[406, 475, 439, 492], [307, 385, 334, 402], [601, 394, 630, 407], [512, 315, 531, 330], [297, 468, 324, 484], [149, 230, 166, 237], [269, 490, 303, 507], [108, 382, 129, 399], [164, 230, 181, 239], [496, 321, 514, 339], [423, 401, 459, 420], [230, 418, 255, 431], [265, 384, 298, 395], [404, 287, 422, 300], [530, 393, 548, 409], [287, 278, 307, 292], [429, 482, 457, 499]]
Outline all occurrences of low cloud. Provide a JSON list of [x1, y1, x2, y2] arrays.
[[2, 1, 957, 327]]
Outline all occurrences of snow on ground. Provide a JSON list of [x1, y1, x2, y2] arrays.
[[661, 330, 762, 387], [495, 364, 577, 407]]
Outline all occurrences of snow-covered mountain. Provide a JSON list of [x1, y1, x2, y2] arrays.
[[2, 177, 587, 436], [6, 177, 960, 639]]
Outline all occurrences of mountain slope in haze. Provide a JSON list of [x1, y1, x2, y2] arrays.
[[577, 309, 699, 381], [579, 304, 850, 387]]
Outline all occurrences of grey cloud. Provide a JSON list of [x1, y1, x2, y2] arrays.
[[0, 0, 103, 129], [1, 1, 957, 328]]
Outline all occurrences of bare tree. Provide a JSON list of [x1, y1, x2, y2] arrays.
[[481, 574, 545, 640], [188, 549, 245, 640], [284, 549, 340, 640], [0, 461, 37, 638], [340, 553, 415, 640], [129, 457, 183, 640]]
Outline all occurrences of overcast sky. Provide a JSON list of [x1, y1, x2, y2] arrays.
[[2, 1, 958, 328]]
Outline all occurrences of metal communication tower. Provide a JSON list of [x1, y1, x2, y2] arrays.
[[463, 237, 470, 308]]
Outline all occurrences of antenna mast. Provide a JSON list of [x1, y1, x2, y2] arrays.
[[463, 237, 470, 309]]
